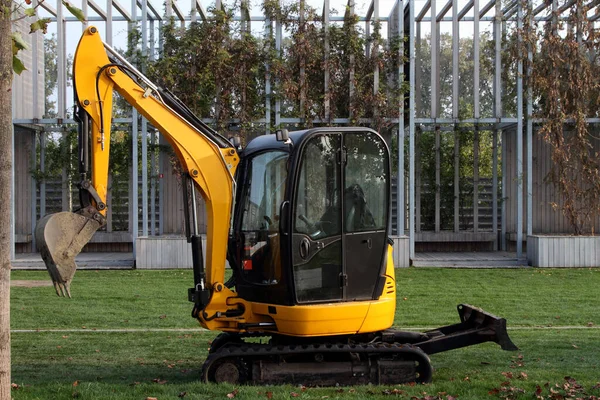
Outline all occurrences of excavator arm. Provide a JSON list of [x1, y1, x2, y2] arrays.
[[35, 27, 257, 330]]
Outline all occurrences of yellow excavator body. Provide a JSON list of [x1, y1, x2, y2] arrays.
[[35, 27, 517, 386]]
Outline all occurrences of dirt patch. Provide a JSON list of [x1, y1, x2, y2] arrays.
[[11, 280, 53, 288]]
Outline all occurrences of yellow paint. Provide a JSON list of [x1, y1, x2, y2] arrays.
[[74, 27, 397, 338]]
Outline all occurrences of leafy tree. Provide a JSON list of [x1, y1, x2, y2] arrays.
[[2, 3, 84, 394], [521, 0, 600, 234]]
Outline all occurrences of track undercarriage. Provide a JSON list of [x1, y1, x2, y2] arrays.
[[201, 304, 517, 386]]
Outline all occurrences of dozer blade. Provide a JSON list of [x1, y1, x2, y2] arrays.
[[415, 304, 518, 355], [35, 212, 101, 297]]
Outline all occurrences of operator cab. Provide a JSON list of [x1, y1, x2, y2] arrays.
[[229, 128, 390, 306]]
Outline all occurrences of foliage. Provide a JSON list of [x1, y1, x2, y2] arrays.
[[519, 0, 600, 235], [149, 7, 265, 137], [11, 0, 84, 74]]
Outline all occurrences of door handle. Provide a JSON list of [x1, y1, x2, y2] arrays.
[[300, 238, 310, 259], [363, 238, 372, 249]]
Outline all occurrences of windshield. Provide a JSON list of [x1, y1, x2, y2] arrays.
[[239, 150, 288, 285]]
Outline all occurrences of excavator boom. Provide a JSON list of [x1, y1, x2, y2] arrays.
[[36, 26, 239, 298]]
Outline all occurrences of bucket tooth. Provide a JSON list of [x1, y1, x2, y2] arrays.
[[35, 211, 101, 297]]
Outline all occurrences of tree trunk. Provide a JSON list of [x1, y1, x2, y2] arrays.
[[0, 0, 13, 397]]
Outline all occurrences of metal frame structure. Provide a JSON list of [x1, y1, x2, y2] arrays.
[[12, 0, 600, 261]]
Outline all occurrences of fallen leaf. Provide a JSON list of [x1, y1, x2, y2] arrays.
[[227, 389, 238, 398], [290, 392, 300, 397], [572, 344, 579, 349], [587, 322, 594, 327], [145, 397, 158, 400], [72, 392, 80, 398], [152, 378, 167, 385], [265, 391, 273, 399], [72, 380, 79, 387], [502, 372, 514, 379], [519, 372, 528, 380], [488, 388, 500, 395], [159, 314, 167, 319], [11, 383, 21, 390], [62, 335, 69, 339], [178, 392, 187, 398]]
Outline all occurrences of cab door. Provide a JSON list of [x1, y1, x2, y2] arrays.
[[290, 130, 389, 304], [342, 132, 390, 300], [291, 134, 343, 303]]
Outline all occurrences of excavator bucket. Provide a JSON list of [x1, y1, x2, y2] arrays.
[[35, 212, 101, 297]]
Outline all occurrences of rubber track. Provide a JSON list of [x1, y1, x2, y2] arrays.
[[202, 340, 433, 385]]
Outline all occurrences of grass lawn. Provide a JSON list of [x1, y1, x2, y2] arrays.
[[9, 268, 600, 399]]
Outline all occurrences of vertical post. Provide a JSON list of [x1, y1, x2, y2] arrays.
[[473, 127, 479, 233], [348, 1, 356, 118], [61, 131, 69, 211], [149, 22, 156, 235], [275, 8, 282, 127], [265, 15, 271, 134], [57, 1, 65, 119], [409, 0, 416, 258], [150, 130, 156, 235], [454, 129, 460, 232], [473, 0, 480, 119], [323, 0, 330, 122], [107, 174, 113, 232], [82, 0, 88, 29], [106, 0, 113, 45], [526, 3, 533, 239], [435, 127, 440, 233], [141, 0, 149, 237], [131, 0, 139, 253], [40, 133, 46, 218], [452, 0, 459, 119], [430, 0, 437, 119], [453, 0, 460, 233], [501, 129, 507, 251], [494, 0, 502, 250], [373, 0, 380, 121], [30, 132, 37, 250], [516, 0, 524, 258], [299, 0, 306, 122], [492, 129, 498, 250], [397, 0, 405, 236], [191, 0, 197, 22]]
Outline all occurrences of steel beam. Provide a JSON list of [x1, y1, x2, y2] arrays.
[[516, 0, 523, 258], [473, 0, 480, 119], [409, 0, 415, 258], [458, 0, 474, 20], [397, 0, 405, 236], [437, 0, 452, 21]]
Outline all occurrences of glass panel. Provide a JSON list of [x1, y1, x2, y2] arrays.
[[293, 134, 343, 302], [344, 133, 389, 232], [294, 135, 341, 238], [240, 151, 288, 285]]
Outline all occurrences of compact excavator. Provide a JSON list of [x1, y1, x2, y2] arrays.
[[35, 26, 517, 386]]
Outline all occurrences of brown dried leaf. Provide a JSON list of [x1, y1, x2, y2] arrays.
[[519, 372, 528, 380], [226, 389, 238, 398], [290, 392, 300, 397], [11, 383, 21, 390], [178, 392, 187, 398], [72, 380, 79, 387], [265, 391, 273, 399], [502, 372, 514, 379]]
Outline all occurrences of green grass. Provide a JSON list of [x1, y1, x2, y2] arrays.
[[9, 268, 600, 399]]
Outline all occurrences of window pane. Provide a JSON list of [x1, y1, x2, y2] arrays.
[[344, 133, 389, 232], [240, 151, 288, 285], [294, 135, 341, 238]]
